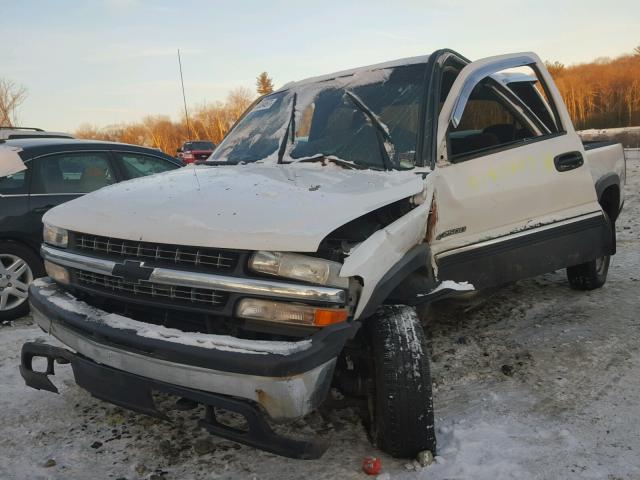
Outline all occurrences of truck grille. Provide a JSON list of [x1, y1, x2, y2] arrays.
[[72, 233, 239, 271], [74, 270, 228, 308]]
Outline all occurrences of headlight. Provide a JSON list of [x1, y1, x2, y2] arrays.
[[44, 260, 70, 284], [43, 224, 68, 248], [237, 299, 348, 327], [249, 251, 348, 288]]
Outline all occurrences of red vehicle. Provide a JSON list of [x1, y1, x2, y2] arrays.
[[176, 140, 216, 164]]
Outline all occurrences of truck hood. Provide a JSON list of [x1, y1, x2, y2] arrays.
[[44, 163, 426, 252]]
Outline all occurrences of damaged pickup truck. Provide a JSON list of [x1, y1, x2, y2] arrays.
[[20, 50, 625, 459]]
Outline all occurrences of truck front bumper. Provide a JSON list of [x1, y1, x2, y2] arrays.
[[21, 279, 358, 458]]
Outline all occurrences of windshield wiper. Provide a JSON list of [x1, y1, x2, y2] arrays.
[[277, 93, 297, 164], [287, 154, 367, 170], [344, 90, 395, 170], [196, 160, 237, 166]]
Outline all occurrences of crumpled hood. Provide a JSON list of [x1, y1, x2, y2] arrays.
[[44, 163, 425, 252]]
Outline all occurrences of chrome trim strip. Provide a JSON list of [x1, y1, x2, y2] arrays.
[[150, 268, 345, 303], [31, 306, 334, 419], [29, 193, 85, 196], [0, 193, 85, 198], [436, 211, 604, 259], [41, 244, 116, 275], [41, 244, 346, 304]]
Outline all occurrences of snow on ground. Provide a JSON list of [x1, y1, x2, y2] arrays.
[[1, 160, 639, 480]]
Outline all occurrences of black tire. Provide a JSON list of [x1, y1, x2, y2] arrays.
[[0, 241, 43, 321], [566, 212, 613, 290], [366, 305, 436, 457], [566, 254, 610, 290]]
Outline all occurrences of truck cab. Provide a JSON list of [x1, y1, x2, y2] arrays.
[[21, 50, 624, 459]]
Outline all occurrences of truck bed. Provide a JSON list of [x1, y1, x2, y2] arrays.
[[583, 140, 626, 212]]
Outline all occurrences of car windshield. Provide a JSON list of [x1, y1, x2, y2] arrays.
[[186, 141, 215, 150], [210, 63, 427, 170]]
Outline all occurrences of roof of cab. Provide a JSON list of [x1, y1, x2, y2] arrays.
[[277, 54, 431, 91]]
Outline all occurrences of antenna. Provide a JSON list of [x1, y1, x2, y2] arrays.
[[178, 49, 192, 138]]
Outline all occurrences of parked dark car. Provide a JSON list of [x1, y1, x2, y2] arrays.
[[0, 138, 183, 320], [0, 126, 75, 140], [176, 140, 216, 164]]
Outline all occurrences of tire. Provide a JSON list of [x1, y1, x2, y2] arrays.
[[366, 305, 436, 457], [566, 212, 613, 290], [566, 254, 610, 290], [0, 241, 43, 321]]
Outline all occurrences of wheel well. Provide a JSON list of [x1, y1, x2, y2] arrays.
[[0, 237, 42, 259], [599, 185, 620, 222]]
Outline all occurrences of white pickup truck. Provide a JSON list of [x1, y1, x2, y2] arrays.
[[20, 50, 625, 459]]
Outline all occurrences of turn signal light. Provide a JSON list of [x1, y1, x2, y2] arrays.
[[236, 299, 348, 327]]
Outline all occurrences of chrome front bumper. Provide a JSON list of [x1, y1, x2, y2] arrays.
[[28, 279, 354, 420]]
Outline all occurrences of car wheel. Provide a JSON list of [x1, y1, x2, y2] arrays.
[[566, 212, 613, 290], [566, 254, 610, 290], [366, 305, 436, 458], [0, 242, 43, 321]]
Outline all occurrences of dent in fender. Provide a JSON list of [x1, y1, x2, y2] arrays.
[[340, 183, 434, 319]]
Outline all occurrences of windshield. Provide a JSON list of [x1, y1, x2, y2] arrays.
[[185, 141, 215, 150], [210, 63, 427, 169]]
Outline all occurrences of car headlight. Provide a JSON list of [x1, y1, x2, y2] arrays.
[[249, 251, 348, 288], [43, 224, 68, 248]]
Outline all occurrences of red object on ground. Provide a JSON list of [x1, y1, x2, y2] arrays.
[[362, 456, 382, 475]]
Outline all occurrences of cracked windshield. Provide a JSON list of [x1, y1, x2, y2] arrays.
[[210, 63, 426, 170]]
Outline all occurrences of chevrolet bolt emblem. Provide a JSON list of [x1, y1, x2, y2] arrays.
[[111, 260, 153, 283]]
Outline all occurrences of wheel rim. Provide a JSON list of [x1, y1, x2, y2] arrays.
[[0, 253, 33, 312]]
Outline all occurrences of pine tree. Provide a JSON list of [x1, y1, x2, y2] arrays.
[[256, 72, 274, 95]]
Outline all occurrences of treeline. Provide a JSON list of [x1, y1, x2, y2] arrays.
[[75, 87, 255, 155], [547, 48, 640, 129], [75, 49, 640, 154]]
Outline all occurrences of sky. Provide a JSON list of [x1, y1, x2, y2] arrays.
[[1, 0, 638, 132]]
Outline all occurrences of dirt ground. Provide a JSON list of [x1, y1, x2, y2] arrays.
[[1, 159, 638, 480]]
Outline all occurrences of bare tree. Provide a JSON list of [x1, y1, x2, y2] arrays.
[[227, 87, 255, 120], [256, 72, 274, 95], [635, 45, 640, 56], [73, 87, 256, 154], [0, 79, 27, 127], [545, 61, 565, 77]]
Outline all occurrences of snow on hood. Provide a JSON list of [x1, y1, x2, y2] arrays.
[[44, 163, 425, 252], [0, 145, 25, 177]]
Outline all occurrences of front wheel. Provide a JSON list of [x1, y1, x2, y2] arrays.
[[0, 242, 42, 321], [366, 305, 436, 457]]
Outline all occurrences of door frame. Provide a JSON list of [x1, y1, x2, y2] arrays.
[[430, 52, 611, 288]]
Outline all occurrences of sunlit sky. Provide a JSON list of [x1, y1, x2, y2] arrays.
[[2, 0, 638, 132]]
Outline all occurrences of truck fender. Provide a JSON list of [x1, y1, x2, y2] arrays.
[[594, 172, 621, 220], [594, 172, 619, 199], [340, 184, 434, 320], [357, 244, 433, 319]]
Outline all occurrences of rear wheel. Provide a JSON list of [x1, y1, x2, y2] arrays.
[[566, 254, 610, 290], [0, 242, 42, 321], [566, 212, 613, 290], [366, 305, 436, 457]]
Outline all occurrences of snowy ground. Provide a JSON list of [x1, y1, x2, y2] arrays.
[[1, 160, 639, 480]]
